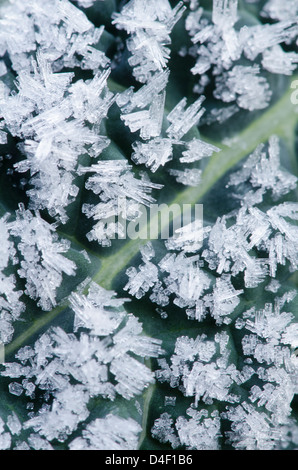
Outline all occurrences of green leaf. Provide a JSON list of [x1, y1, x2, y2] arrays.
[[0, 0, 297, 451]]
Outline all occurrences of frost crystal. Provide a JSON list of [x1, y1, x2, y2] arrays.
[[168, 168, 202, 186], [186, 0, 240, 76], [214, 65, 272, 111], [7, 413, 22, 436], [158, 253, 211, 317], [262, 0, 298, 22], [240, 20, 298, 62], [156, 332, 240, 406], [132, 138, 174, 173], [153, 293, 297, 450], [201, 204, 295, 286], [116, 52, 219, 176], [117, 70, 169, 142], [122, 86, 218, 173], [262, 46, 298, 75], [1, 282, 163, 445], [222, 402, 290, 450], [151, 413, 180, 449], [80, 162, 162, 245], [8, 205, 76, 310], [230, 296, 298, 448], [0, 0, 109, 73], [113, 2, 220, 178], [69, 282, 127, 335], [227, 135, 298, 202], [0, 417, 11, 450], [0, 214, 24, 344], [0, 53, 114, 223], [117, 70, 169, 114], [180, 138, 220, 164], [166, 97, 206, 141], [176, 408, 221, 450], [134, 249, 213, 321], [0, 0, 114, 224], [73, 0, 98, 8], [112, 0, 186, 83], [238, 298, 298, 368], [124, 243, 159, 299], [69, 415, 141, 450], [0, 0, 297, 452], [184, 0, 298, 112], [165, 218, 208, 254], [204, 275, 243, 325], [26, 434, 53, 451]]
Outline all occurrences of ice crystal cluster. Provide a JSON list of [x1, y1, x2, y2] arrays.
[[0, 0, 297, 451], [1, 282, 162, 448]]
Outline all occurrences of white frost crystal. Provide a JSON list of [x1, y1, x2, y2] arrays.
[[112, 0, 186, 83], [222, 402, 289, 450], [262, 0, 298, 22], [80, 161, 162, 245], [69, 415, 142, 450], [8, 205, 76, 310], [227, 135, 298, 202], [73, 0, 98, 8], [185, 0, 298, 112], [4, 56, 114, 223], [7, 413, 22, 436], [168, 168, 202, 186], [1, 282, 163, 447], [153, 293, 297, 450], [176, 408, 221, 450], [0, 215, 24, 343], [0, 417, 11, 450], [156, 332, 240, 406], [180, 138, 220, 163], [125, 134, 298, 450], [124, 243, 159, 299], [240, 20, 298, 62], [124, 90, 218, 173], [0, 0, 114, 224], [0, 0, 297, 453], [186, 0, 241, 76], [238, 298, 298, 367], [69, 282, 127, 335], [132, 138, 174, 173], [151, 413, 180, 449], [114, 8, 219, 177], [0, 0, 109, 74], [262, 46, 298, 75], [214, 65, 272, 111], [166, 96, 206, 141], [205, 275, 243, 325], [125, 247, 213, 321]]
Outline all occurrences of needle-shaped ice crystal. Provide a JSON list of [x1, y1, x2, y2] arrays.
[[166, 96, 206, 140], [156, 332, 240, 406], [112, 0, 185, 83], [176, 408, 221, 450], [8, 205, 76, 310], [1, 281, 163, 445], [262, 0, 298, 21], [0, 0, 109, 74], [69, 415, 141, 450], [214, 65, 272, 111], [80, 161, 162, 245]]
